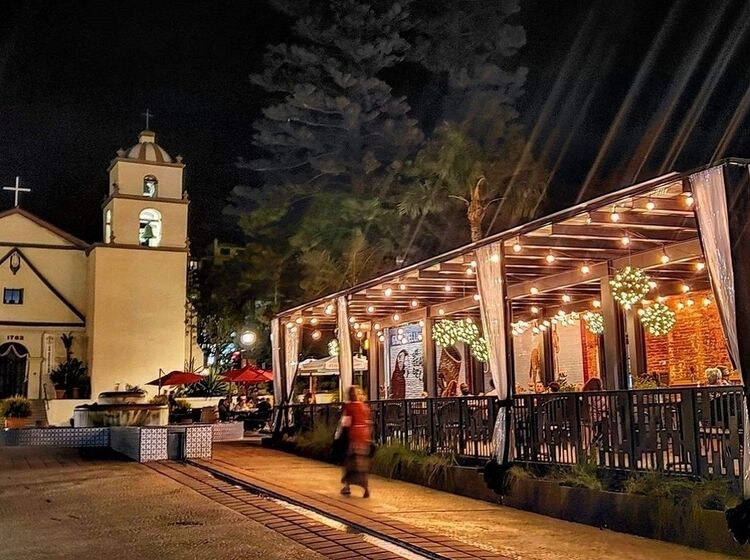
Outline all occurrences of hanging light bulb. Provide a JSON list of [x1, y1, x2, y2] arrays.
[[530, 306, 539, 314], [539, 324, 547, 331], [411, 299, 419, 308], [310, 317, 319, 325], [593, 300, 601, 308], [384, 287, 393, 297], [399, 283, 407, 291], [660, 248, 670, 264], [681, 284, 691, 293], [512, 239, 522, 253], [696, 262, 705, 271], [367, 305, 375, 313], [465, 267, 473, 275], [545, 252, 556, 264], [286, 321, 294, 329], [438, 308, 446, 316], [684, 192, 694, 206], [470, 260, 477, 268], [353, 322, 360, 329], [311, 330, 322, 340], [392, 313, 400, 322], [687, 299, 695, 307], [703, 297, 711, 306], [562, 294, 571, 303], [543, 320, 551, 327], [473, 293, 481, 301], [530, 286, 539, 295], [444, 284, 452, 292], [532, 327, 540, 334], [324, 304, 334, 315], [677, 302, 685, 310], [397, 328, 404, 335], [586, 212, 593, 224], [349, 316, 356, 323], [581, 264, 591, 275], [621, 235, 631, 246], [418, 319, 425, 327], [378, 335, 385, 342], [610, 206, 620, 222], [295, 317, 303, 324], [373, 323, 381, 331], [646, 199, 655, 211]]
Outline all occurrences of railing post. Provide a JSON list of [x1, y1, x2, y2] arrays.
[[458, 397, 466, 457], [573, 393, 583, 463], [682, 388, 701, 478], [403, 399, 409, 447], [625, 390, 637, 471], [427, 398, 436, 454]]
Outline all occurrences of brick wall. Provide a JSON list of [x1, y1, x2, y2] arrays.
[[644, 289, 733, 385], [581, 322, 601, 382]]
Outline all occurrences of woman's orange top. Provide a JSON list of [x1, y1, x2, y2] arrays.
[[343, 401, 372, 444]]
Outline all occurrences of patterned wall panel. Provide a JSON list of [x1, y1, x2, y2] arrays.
[[2, 427, 109, 447], [140, 428, 168, 462], [211, 422, 244, 442], [185, 425, 212, 459]]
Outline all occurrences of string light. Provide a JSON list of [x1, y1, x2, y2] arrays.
[[686, 299, 695, 307], [703, 298, 712, 306], [593, 300, 601, 308], [392, 313, 400, 322], [295, 317, 303, 324], [684, 192, 694, 206], [411, 299, 419, 308], [465, 267, 473, 275], [399, 283, 407, 291], [531, 306, 539, 314], [677, 302, 685, 310], [311, 330, 321, 340], [545, 252, 556, 264], [512, 238, 522, 253], [610, 206, 620, 222], [310, 317, 318, 325], [286, 321, 294, 329], [378, 335, 385, 342], [586, 212, 592, 224], [397, 328, 404, 335], [621, 235, 631, 246], [438, 308, 446, 316], [530, 286, 539, 295], [324, 304, 334, 315], [660, 248, 670, 264], [646, 199, 655, 211], [640, 303, 676, 336], [290, 326, 298, 334], [418, 319, 425, 327], [581, 264, 591, 275], [473, 293, 481, 301], [373, 323, 381, 330], [696, 262, 705, 271], [367, 305, 375, 313], [356, 331, 364, 339], [681, 284, 690, 293], [349, 316, 356, 323], [353, 322, 360, 329], [384, 287, 393, 297], [562, 294, 571, 303], [444, 284, 452, 292], [470, 260, 477, 268]]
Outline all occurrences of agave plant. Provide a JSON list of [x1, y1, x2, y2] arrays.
[[187, 369, 227, 397]]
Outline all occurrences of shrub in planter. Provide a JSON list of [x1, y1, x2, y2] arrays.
[[0, 396, 32, 428]]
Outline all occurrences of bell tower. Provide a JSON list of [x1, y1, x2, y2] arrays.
[[87, 130, 189, 396]]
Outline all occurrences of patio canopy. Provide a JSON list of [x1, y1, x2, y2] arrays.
[[298, 355, 368, 374], [146, 370, 203, 386]]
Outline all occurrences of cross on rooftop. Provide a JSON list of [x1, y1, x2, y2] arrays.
[[141, 108, 154, 130], [3, 176, 30, 207]]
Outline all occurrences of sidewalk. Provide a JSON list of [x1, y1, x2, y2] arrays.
[[207, 442, 737, 560]]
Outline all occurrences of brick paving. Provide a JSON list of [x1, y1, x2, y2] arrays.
[[174, 458, 509, 559]]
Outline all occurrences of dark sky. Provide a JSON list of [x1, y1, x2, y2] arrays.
[[2, 1, 750, 250]]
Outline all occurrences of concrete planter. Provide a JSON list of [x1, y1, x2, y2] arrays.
[[4, 417, 28, 429]]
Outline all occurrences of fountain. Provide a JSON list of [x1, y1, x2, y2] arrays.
[[73, 390, 168, 427]]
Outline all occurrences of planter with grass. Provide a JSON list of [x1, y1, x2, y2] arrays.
[[1, 396, 32, 429]]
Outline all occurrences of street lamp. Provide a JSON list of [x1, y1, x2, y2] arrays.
[[240, 330, 257, 347]]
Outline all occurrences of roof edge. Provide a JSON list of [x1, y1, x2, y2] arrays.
[[0, 208, 90, 249]]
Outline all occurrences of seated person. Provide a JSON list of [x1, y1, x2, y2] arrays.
[[233, 395, 251, 412], [257, 398, 272, 415], [217, 397, 231, 421]]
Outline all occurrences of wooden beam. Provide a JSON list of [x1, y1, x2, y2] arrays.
[[551, 224, 695, 242], [588, 211, 696, 229]]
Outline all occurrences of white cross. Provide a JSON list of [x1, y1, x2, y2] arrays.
[[141, 109, 154, 129], [3, 176, 30, 207]]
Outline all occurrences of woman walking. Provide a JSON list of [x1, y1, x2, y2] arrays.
[[339, 385, 372, 498]]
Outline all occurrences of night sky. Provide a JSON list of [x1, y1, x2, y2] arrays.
[[2, 1, 750, 251]]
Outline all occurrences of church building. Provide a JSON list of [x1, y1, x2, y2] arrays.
[[0, 130, 190, 422]]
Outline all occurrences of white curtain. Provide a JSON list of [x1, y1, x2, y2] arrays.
[[270, 318, 283, 405], [337, 296, 354, 396], [691, 166, 748, 494], [476, 241, 511, 463], [284, 322, 300, 404]]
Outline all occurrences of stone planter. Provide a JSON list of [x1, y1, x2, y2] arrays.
[[4, 417, 27, 429], [55, 388, 66, 399]]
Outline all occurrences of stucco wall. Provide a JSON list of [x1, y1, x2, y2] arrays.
[[109, 160, 184, 199], [87, 247, 187, 396], [104, 197, 187, 249]]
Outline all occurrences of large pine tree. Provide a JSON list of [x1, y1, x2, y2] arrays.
[[227, 0, 423, 299]]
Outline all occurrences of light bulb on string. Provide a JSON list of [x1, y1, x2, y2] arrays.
[[392, 313, 400, 322], [530, 306, 539, 314], [311, 330, 322, 340], [530, 286, 539, 295], [367, 305, 375, 313], [384, 287, 393, 297], [646, 199, 655, 211], [411, 299, 419, 308], [512, 238, 522, 253], [610, 206, 620, 222], [581, 264, 591, 275], [545, 252, 556, 264], [660, 248, 670, 264], [621, 235, 630, 246], [399, 283, 407, 291], [310, 317, 318, 325], [696, 262, 705, 271]]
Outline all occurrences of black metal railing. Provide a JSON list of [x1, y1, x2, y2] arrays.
[[278, 386, 745, 481]]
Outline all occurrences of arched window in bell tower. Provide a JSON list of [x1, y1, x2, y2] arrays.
[[138, 208, 162, 247], [143, 175, 158, 197], [104, 209, 112, 243]]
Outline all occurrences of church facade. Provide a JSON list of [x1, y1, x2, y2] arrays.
[[0, 130, 190, 413]]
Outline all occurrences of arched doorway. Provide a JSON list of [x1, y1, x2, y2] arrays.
[[0, 343, 28, 398]]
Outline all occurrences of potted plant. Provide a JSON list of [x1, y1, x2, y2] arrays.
[[49, 358, 88, 399], [50, 367, 67, 399], [0, 396, 32, 429]]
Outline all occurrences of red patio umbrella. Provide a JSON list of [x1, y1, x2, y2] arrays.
[[223, 364, 273, 384], [146, 370, 204, 387]]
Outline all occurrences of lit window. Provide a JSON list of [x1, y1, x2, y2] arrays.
[[138, 208, 162, 247], [104, 209, 112, 243], [143, 175, 158, 197], [3, 288, 23, 305]]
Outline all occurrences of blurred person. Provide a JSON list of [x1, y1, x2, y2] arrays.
[[338, 385, 372, 498]]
